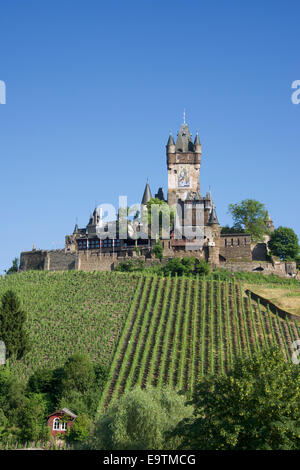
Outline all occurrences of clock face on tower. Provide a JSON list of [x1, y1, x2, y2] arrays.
[[177, 166, 190, 188]]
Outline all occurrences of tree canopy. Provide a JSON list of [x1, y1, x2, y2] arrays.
[[0, 290, 29, 359], [92, 386, 193, 450], [268, 226, 300, 261], [172, 347, 300, 450], [5, 258, 19, 275], [228, 199, 268, 241], [146, 198, 175, 238]]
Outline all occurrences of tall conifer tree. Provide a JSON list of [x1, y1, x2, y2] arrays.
[[0, 290, 29, 359]]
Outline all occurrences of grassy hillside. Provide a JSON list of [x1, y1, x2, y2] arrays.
[[0, 271, 140, 382], [99, 276, 300, 411], [246, 285, 300, 316]]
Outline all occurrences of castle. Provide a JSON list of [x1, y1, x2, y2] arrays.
[[19, 119, 296, 277]]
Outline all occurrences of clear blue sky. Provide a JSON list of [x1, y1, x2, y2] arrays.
[[0, 0, 299, 274]]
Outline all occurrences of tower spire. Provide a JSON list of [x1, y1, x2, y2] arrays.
[[183, 108, 186, 124]]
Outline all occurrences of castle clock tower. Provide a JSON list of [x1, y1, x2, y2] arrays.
[[166, 120, 202, 206]]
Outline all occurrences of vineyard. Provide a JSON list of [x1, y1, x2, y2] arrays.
[[0, 270, 299, 410], [99, 276, 300, 411], [0, 270, 140, 382]]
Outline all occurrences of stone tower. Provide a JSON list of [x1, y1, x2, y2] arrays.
[[166, 121, 202, 206]]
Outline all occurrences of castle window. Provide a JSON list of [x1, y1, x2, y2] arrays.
[[89, 239, 100, 249], [100, 239, 120, 248], [244, 238, 247, 246], [237, 238, 240, 246], [231, 238, 234, 247], [225, 239, 227, 247], [78, 239, 87, 250]]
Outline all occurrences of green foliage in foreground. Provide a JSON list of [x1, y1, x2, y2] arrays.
[[172, 347, 300, 450], [0, 353, 108, 446], [92, 386, 193, 450], [67, 414, 92, 443]]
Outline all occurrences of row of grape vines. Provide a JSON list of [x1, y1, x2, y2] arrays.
[[99, 276, 299, 411]]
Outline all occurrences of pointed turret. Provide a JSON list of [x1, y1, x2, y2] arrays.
[[194, 132, 201, 153], [208, 207, 219, 225], [141, 182, 152, 205], [166, 133, 175, 153]]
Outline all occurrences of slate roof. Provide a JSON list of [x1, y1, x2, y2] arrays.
[[175, 123, 194, 152], [208, 207, 219, 225], [141, 182, 152, 205], [166, 133, 175, 147]]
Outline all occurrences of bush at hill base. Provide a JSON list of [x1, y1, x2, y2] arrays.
[[171, 347, 300, 450], [92, 386, 194, 450]]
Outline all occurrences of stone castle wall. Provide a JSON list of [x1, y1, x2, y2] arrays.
[[20, 250, 47, 271], [221, 260, 296, 278], [19, 246, 296, 278], [47, 251, 76, 271], [77, 251, 119, 271], [20, 250, 76, 272], [219, 234, 252, 261]]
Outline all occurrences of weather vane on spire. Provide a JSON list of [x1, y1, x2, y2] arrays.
[[183, 108, 186, 124]]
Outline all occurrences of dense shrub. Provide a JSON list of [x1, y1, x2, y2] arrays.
[[172, 347, 300, 450], [92, 386, 193, 450]]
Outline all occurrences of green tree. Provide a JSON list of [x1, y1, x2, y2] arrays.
[[146, 198, 175, 237], [68, 414, 92, 443], [61, 353, 96, 395], [228, 199, 268, 241], [58, 355, 108, 416], [194, 259, 210, 276], [0, 290, 30, 359], [59, 389, 90, 416], [163, 258, 186, 277], [153, 240, 163, 260], [221, 225, 245, 234], [92, 386, 193, 450], [18, 393, 50, 442], [268, 226, 300, 261], [5, 258, 19, 275], [28, 368, 55, 394], [115, 259, 145, 272], [172, 347, 300, 450]]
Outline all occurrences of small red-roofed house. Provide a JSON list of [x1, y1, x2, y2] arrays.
[[47, 408, 77, 436]]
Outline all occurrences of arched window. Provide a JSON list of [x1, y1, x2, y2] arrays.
[[61, 421, 67, 431], [53, 418, 60, 431]]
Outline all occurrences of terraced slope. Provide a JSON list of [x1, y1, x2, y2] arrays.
[[99, 277, 299, 411], [0, 271, 140, 382]]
